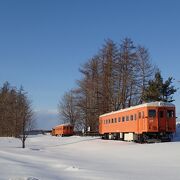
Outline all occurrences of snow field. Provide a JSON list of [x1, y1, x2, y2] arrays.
[[0, 133, 180, 180]]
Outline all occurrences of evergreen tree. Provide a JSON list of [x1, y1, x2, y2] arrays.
[[161, 77, 177, 102], [142, 71, 177, 102]]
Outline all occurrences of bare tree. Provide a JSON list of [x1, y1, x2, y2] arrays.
[[78, 56, 103, 131], [118, 38, 137, 108], [100, 39, 119, 112], [136, 46, 155, 103], [16, 87, 34, 148], [58, 90, 79, 127]]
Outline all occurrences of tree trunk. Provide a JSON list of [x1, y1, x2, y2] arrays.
[[22, 138, 25, 148]]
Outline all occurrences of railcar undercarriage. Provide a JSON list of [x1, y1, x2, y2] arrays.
[[102, 132, 173, 143]]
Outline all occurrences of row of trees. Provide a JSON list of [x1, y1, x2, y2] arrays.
[[0, 82, 34, 148], [58, 38, 177, 132]]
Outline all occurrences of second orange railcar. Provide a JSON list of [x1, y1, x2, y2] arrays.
[[52, 124, 74, 136]]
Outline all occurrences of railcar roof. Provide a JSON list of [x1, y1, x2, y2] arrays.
[[99, 101, 175, 117], [53, 123, 73, 129]]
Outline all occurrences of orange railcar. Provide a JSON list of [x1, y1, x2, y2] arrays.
[[99, 101, 176, 142], [52, 124, 74, 136]]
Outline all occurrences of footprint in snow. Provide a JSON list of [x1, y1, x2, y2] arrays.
[[65, 166, 79, 171]]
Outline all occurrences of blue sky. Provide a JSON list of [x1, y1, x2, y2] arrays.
[[0, 0, 179, 129]]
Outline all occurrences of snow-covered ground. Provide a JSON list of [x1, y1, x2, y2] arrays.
[[0, 127, 180, 180]]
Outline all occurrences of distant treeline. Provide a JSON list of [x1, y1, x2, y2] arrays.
[[58, 38, 177, 131]]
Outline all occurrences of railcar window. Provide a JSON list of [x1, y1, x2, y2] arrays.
[[148, 110, 156, 117], [109, 119, 110, 124], [134, 114, 136, 120], [112, 118, 113, 123], [130, 115, 133, 121], [139, 112, 141, 118], [122, 117, 125, 122], [126, 116, 129, 121], [142, 112, 144, 118], [159, 111, 163, 118], [115, 118, 117, 123], [118, 117, 121, 122], [167, 110, 174, 118]]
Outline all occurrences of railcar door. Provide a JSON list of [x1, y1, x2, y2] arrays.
[[158, 108, 166, 132], [137, 111, 141, 134], [166, 108, 176, 132]]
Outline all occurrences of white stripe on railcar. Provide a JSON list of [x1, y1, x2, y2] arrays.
[[99, 101, 175, 117]]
